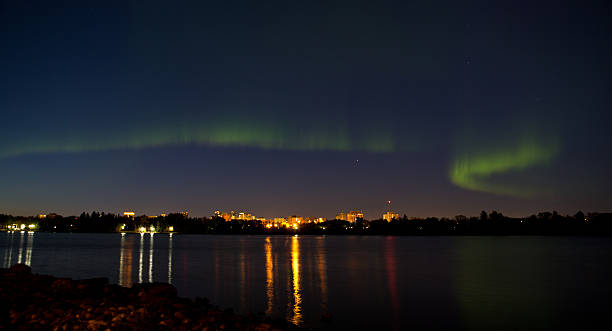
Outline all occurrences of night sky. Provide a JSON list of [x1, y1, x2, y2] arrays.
[[1, 1, 611, 218]]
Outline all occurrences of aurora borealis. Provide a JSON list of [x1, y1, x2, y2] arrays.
[[1, 1, 611, 217], [450, 129, 562, 197]]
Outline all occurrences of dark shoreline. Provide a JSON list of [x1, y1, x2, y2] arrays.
[[1, 264, 298, 331], [4, 230, 612, 237], [4, 210, 612, 236]]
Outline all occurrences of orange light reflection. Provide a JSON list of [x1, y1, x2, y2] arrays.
[[265, 237, 274, 315], [290, 236, 302, 325]]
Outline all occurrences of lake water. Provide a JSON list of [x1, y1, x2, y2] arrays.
[[2, 232, 611, 330]]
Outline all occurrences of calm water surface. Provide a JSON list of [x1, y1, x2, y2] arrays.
[[2, 232, 611, 330]]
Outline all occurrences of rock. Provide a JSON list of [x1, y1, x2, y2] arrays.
[[0, 267, 299, 331], [52, 279, 75, 293], [148, 283, 178, 298], [9, 263, 32, 274]]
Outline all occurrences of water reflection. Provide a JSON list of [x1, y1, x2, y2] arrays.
[[316, 237, 328, 312], [119, 233, 134, 286], [17, 231, 25, 264], [289, 235, 302, 325], [149, 233, 154, 283], [25, 232, 34, 265], [138, 233, 144, 283], [2, 231, 35, 267], [265, 237, 274, 315], [213, 244, 219, 299], [453, 238, 557, 330], [118, 233, 173, 286], [385, 237, 400, 330], [240, 239, 247, 312], [168, 233, 173, 284], [3, 232, 14, 267]]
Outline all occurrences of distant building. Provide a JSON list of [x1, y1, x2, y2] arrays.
[[215, 210, 257, 221], [288, 215, 302, 229], [221, 213, 232, 221], [383, 212, 399, 222], [303, 217, 326, 223], [335, 212, 347, 221], [123, 212, 135, 218], [347, 211, 364, 223], [235, 212, 255, 220], [38, 214, 47, 219], [180, 211, 189, 218]]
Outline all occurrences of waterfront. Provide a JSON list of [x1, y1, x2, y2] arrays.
[[2, 233, 611, 330]]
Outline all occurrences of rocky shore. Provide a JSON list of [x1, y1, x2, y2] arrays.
[[0, 264, 298, 331]]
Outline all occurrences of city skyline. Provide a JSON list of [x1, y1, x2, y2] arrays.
[[8, 206, 597, 222]]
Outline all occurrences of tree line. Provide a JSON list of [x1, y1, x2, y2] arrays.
[[0, 210, 611, 235]]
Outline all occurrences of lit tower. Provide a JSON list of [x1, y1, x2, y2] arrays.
[[383, 200, 399, 222]]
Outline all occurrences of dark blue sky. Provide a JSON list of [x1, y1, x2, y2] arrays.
[[1, 0, 610, 218]]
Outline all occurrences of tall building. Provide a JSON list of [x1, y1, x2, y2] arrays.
[[383, 212, 399, 222], [347, 211, 364, 223], [335, 212, 347, 221]]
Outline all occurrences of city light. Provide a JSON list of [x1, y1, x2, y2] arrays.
[[383, 212, 399, 222]]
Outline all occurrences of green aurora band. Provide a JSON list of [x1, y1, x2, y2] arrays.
[[0, 118, 407, 159], [2, 112, 560, 199], [449, 134, 561, 197]]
